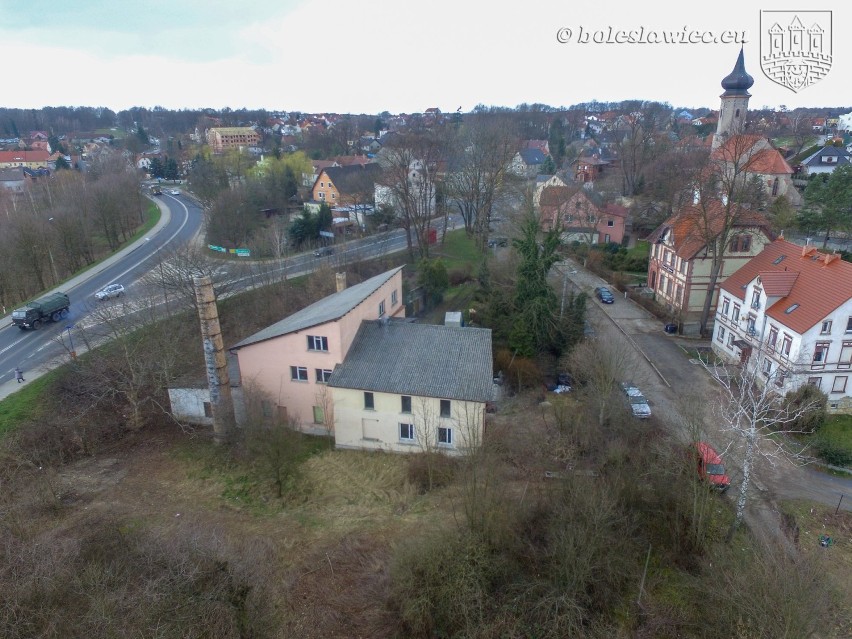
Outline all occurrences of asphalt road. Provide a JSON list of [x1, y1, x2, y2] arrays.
[[554, 258, 852, 526]]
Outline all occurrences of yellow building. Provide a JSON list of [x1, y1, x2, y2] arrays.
[[206, 127, 261, 153]]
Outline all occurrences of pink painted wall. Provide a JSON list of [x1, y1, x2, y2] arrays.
[[235, 271, 405, 428]]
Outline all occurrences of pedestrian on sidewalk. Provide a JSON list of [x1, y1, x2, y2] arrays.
[[15, 366, 24, 383]]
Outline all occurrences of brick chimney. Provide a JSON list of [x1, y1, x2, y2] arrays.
[[335, 272, 347, 293]]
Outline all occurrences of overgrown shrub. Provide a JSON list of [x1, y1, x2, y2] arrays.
[[812, 436, 852, 467], [494, 348, 543, 392], [783, 384, 828, 433], [447, 263, 473, 286]]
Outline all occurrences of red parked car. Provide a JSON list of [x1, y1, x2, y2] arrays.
[[694, 442, 730, 491]]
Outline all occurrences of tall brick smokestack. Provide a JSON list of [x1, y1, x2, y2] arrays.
[[194, 276, 233, 444]]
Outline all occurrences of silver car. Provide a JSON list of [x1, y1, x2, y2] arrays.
[[95, 283, 125, 300], [621, 383, 651, 419]]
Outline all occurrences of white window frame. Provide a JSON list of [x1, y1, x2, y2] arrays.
[[717, 326, 726, 343], [437, 426, 453, 446], [392, 289, 398, 306], [290, 366, 308, 382], [821, 320, 832, 335], [315, 368, 332, 383], [399, 423, 415, 442], [307, 335, 329, 352], [831, 376, 848, 393], [378, 300, 385, 317], [732, 304, 740, 322]]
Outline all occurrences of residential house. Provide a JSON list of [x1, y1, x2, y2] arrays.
[[0, 149, 50, 169], [313, 163, 381, 207], [231, 268, 405, 430], [303, 159, 339, 188], [572, 148, 616, 183], [328, 320, 493, 454], [206, 127, 261, 153], [711, 239, 852, 413], [524, 139, 550, 156], [539, 187, 626, 245], [799, 145, 852, 176], [533, 173, 567, 208], [0, 167, 27, 191], [509, 149, 546, 178], [646, 200, 774, 333]]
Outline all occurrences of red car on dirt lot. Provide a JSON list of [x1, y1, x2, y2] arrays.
[[694, 442, 730, 491]]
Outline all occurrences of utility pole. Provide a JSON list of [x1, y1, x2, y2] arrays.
[[194, 275, 233, 444]]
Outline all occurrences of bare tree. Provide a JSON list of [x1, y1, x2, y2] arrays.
[[701, 349, 822, 541], [566, 338, 640, 427], [140, 244, 237, 311], [445, 116, 519, 249], [378, 131, 445, 258], [679, 134, 775, 336]]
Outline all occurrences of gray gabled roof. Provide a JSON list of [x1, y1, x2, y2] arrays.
[[801, 145, 852, 167], [519, 148, 546, 165], [232, 267, 404, 349], [328, 320, 493, 403]]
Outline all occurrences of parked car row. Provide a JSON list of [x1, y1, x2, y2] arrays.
[[621, 382, 651, 419]]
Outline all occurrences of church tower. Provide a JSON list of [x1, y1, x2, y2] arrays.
[[712, 48, 754, 150]]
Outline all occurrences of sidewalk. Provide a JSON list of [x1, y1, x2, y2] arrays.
[[0, 196, 173, 403]]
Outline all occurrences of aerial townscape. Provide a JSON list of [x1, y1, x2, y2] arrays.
[[1, 46, 851, 638]]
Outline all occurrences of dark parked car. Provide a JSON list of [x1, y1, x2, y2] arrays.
[[594, 286, 615, 304], [313, 246, 334, 257], [488, 237, 509, 248]]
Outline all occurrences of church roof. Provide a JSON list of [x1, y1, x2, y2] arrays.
[[721, 48, 754, 97]]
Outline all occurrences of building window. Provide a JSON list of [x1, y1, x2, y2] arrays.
[[203, 401, 212, 418], [717, 326, 726, 343], [751, 289, 761, 309], [307, 335, 329, 351], [846, 317, 852, 333], [261, 400, 273, 417], [730, 235, 752, 252], [399, 423, 415, 442], [727, 332, 735, 348], [379, 300, 385, 317], [392, 289, 399, 306], [813, 342, 829, 364], [839, 342, 852, 368], [762, 358, 772, 377], [775, 370, 788, 388], [331, 193, 336, 199], [831, 376, 848, 393], [722, 298, 730, 317], [732, 304, 740, 322], [364, 392, 374, 410], [675, 285, 683, 304], [440, 399, 451, 418], [315, 369, 332, 383], [772, 178, 779, 197], [290, 366, 308, 381], [808, 377, 822, 388], [438, 426, 453, 446], [401, 395, 412, 413], [607, 219, 614, 227], [777, 335, 791, 359], [821, 320, 832, 335], [320, 181, 324, 187], [768, 327, 778, 350]]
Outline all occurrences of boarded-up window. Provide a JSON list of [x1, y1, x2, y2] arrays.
[[313, 406, 325, 424], [362, 418, 381, 441], [203, 402, 212, 418]]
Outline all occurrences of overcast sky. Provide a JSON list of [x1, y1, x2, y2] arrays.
[[0, 0, 848, 114]]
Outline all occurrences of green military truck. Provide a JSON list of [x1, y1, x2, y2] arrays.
[[12, 292, 71, 330]]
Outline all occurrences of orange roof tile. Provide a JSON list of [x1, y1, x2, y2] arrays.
[[758, 270, 798, 297], [651, 200, 773, 260], [711, 134, 793, 175], [721, 239, 852, 334]]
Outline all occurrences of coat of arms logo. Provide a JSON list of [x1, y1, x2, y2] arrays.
[[760, 11, 832, 92]]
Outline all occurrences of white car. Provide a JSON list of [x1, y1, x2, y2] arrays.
[[95, 283, 125, 300], [621, 383, 651, 419], [169, 189, 180, 195]]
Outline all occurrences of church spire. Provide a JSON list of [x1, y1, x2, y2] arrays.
[[720, 47, 754, 97], [713, 48, 752, 150]]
